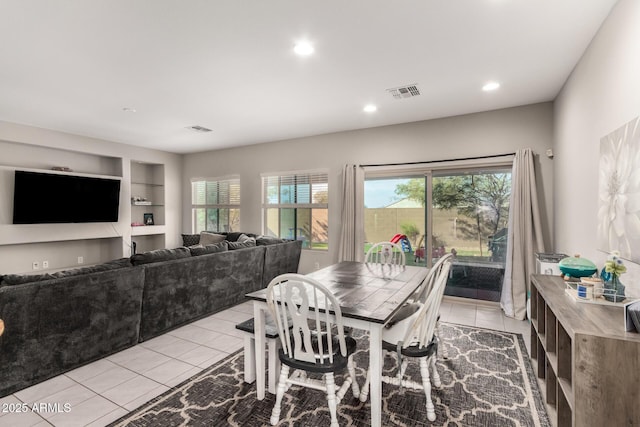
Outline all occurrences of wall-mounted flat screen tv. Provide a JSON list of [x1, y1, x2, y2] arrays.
[[13, 170, 121, 224]]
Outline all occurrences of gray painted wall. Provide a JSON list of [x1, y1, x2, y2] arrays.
[[183, 102, 554, 273], [554, 0, 640, 296]]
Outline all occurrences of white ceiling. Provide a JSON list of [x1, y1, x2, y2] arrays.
[[0, 1, 617, 154]]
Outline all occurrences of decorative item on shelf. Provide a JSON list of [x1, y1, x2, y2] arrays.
[[51, 166, 72, 172], [558, 254, 597, 280], [579, 276, 603, 300], [131, 196, 152, 206], [131, 222, 145, 227], [576, 281, 595, 300], [601, 251, 626, 303], [143, 213, 154, 226]]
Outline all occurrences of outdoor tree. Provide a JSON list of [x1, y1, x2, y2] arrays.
[[395, 173, 510, 256]]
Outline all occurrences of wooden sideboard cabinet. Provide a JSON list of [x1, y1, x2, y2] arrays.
[[530, 275, 640, 427]]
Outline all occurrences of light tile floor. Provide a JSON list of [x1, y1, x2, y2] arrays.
[[1, 297, 530, 427]]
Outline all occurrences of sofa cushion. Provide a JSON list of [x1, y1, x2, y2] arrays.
[[131, 247, 191, 266], [256, 235, 287, 246], [182, 233, 201, 247], [199, 231, 227, 245], [53, 258, 132, 279], [228, 237, 256, 250], [189, 241, 229, 256], [1, 258, 132, 286], [1, 273, 57, 286]]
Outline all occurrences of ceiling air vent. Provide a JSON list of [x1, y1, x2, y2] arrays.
[[187, 125, 212, 133], [387, 84, 420, 100]]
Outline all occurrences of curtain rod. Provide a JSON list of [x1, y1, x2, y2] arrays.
[[360, 152, 516, 168]]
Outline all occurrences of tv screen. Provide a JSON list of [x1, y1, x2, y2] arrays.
[[13, 170, 121, 224]]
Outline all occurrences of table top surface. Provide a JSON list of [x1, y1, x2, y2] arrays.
[[246, 261, 428, 324]]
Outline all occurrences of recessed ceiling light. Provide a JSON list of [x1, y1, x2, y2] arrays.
[[482, 81, 500, 91], [363, 104, 377, 113], [122, 107, 137, 113], [294, 41, 314, 56]]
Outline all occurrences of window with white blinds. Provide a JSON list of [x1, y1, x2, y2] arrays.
[[261, 171, 328, 250], [191, 176, 240, 233]]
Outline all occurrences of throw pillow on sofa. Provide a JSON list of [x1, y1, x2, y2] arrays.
[[189, 241, 229, 256], [237, 233, 255, 243], [228, 234, 257, 250], [131, 247, 191, 266], [182, 233, 201, 247], [224, 231, 258, 242], [200, 231, 227, 245]]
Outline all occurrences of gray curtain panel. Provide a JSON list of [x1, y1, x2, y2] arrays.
[[501, 148, 545, 320], [338, 164, 364, 262]]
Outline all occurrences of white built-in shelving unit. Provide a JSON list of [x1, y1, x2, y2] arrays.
[[130, 161, 166, 253]]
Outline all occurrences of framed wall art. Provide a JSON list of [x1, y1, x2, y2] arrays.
[[597, 116, 640, 262]]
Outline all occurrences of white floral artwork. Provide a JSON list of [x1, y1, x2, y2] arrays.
[[598, 116, 640, 262]]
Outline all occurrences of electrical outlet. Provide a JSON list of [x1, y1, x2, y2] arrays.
[[77, 256, 84, 264], [42, 261, 49, 269], [32, 261, 40, 270]]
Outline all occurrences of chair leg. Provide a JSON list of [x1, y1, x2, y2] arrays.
[[347, 356, 360, 399], [436, 322, 448, 359], [419, 358, 436, 422], [400, 359, 409, 378], [325, 372, 339, 427], [270, 364, 289, 426], [360, 348, 387, 403], [430, 354, 441, 387], [359, 370, 370, 403]]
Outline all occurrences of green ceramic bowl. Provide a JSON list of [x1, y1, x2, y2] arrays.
[[558, 255, 597, 278]]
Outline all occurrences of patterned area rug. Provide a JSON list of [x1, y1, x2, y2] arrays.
[[110, 323, 549, 426]]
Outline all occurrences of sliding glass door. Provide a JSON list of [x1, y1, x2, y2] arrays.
[[363, 166, 511, 302], [364, 176, 428, 266]]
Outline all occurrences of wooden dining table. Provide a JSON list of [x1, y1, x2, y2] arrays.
[[246, 261, 428, 427]]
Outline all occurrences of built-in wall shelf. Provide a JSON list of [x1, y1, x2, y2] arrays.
[[131, 225, 166, 237], [131, 234, 165, 254], [530, 275, 640, 426], [131, 181, 163, 186], [130, 161, 166, 253]]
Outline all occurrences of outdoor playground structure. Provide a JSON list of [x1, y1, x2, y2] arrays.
[[390, 233, 412, 253]]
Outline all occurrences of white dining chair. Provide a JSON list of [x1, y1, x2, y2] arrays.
[[359, 253, 453, 422], [266, 273, 360, 427], [365, 241, 406, 266]]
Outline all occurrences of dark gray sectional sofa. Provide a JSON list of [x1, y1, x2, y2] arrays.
[[0, 237, 302, 397]]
